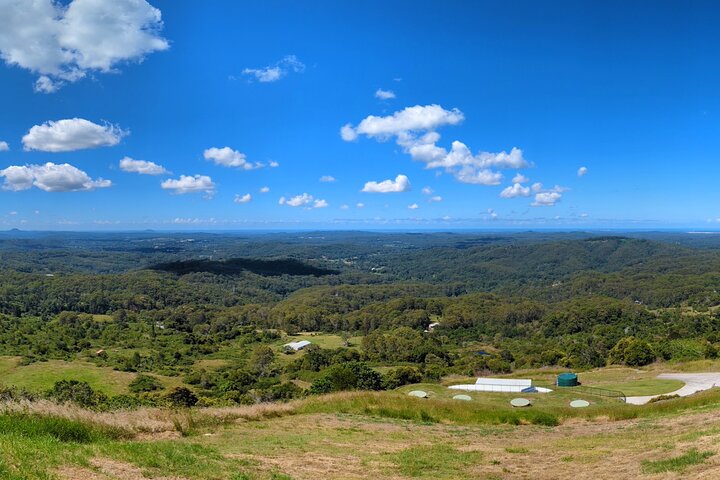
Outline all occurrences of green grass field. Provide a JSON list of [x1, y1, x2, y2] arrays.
[[5, 387, 720, 479], [0, 356, 182, 395]]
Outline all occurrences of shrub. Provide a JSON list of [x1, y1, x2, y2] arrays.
[[47, 380, 106, 408], [609, 337, 655, 366], [310, 362, 384, 394], [383, 366, 422, 389], [129, 374, 163, 393], [167, 387, 198, 407]]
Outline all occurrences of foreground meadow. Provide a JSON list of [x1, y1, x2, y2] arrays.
[[4, 387, 720, 479]]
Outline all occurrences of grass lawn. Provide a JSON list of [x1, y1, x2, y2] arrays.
[[575, 367, 685, 395], [0, 357, 135, 395], [0, 356, 183, 395]]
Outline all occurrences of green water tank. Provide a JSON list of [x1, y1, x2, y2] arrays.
[[557, 372, 579, 387]]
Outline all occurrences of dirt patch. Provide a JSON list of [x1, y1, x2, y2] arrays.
[[56, 466, 109, 480]]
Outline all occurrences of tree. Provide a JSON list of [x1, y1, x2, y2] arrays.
[[166, 387, 198, 407], [383, 366, 422, 389], [129, 374, 163, 393], [309, 362, 384, 394], [609, 336, 655, 366], [624, 340, 655, 366], [248, 345, 275, 377], [47, 380, 106, 408]]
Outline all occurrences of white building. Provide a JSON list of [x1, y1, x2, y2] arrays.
[[283, 340, 312, 351], [448, 377, 551, 393]]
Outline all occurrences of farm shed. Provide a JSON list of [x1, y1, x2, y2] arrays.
[[283, 340, 312, 351], [449, 378, 534, 393]]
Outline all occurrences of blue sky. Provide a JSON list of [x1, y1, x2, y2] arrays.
[[0, 0, 719, 230]]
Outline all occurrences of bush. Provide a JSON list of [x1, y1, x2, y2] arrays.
[[609, 337, 655, 366], [624, 340, 655, 366], [166, 387, 198, 407], [310, 362, 384, 394], [47, 380, 106, 408], [129, 374, 163, 393], [383, 366, 422, 389]]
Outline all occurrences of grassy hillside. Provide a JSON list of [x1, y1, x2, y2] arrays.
[[4, 387, 720, 479]]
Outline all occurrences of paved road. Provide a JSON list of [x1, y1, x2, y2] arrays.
[[625, 372, 720, 405]]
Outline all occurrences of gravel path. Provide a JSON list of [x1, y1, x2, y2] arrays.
[[625, 372, 720, 405]]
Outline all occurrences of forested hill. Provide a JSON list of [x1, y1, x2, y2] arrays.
[[149, 258, 338, 277], [385, 236, 714, 289]]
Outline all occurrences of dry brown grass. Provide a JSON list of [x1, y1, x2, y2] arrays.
[[56, 458, 191, 480], [0, 398, 299, 437]]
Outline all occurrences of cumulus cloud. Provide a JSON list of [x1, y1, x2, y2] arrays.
[[234, 193, 252, 204], [0, 0, 169, 92], [343, 104, 463, 139], [500, 183, 531, 198], [278, 193, 327, 208], [119, 156, 167, 175], [161, 175, 215, 196], [375, 88, 396, 100], [342, 105, 530, 186], [0, 141, 8, 151], [361, 174, 410, 193], [269, 160, 279, 168], [319, 175, 336, 182], [512, 173, 529, 184], [530, 184, 567, 207], [356, 203, 365, 208], [340, 124, 358, 142], [578, 166, 588, 177], [203, 147, 263, 170], [0, 162, 111, 192], [408, 203, 419, 210], [532, 192, 562, 207], [421, 187, 433, 195], [259, 186, 270, 193], [242, 55, 304, 82], [22, 118, 126, 152], [429, 195, 442, 202]]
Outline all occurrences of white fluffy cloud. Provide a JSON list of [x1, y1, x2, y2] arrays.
[[259, 186, 270, 193], [22, 118, 126, 152], [342, 105, 530, 186], [0, 0, 168, 92], [319, 175, 336, 182], [356, 203, 365, 208], [578, 166, 588, 177], [0, 162, 111, 192], [362, 174, 410, 193], [242, 55, 304, 82], [530, 184, 567, 207], [429, 195, 442, 202], [203, 147, 262, 170], [375, 88, 396, 100], [512, 173, 529, 184], [421, 186, 433, 195], [532, 192, 562, 207], [0, 141, 8, 151], [234, 193, 252, 204], [343, 104, 463, 139], [119, 156, 167, 175], [278, 193, 327, 208], [500, 183, 531, 198], [408, 203, 419, 210], [161, 175, 215, 196]]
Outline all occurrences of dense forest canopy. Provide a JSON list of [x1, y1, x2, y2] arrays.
[[1, 230, 720, 407]]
